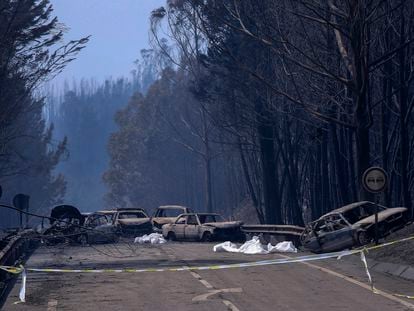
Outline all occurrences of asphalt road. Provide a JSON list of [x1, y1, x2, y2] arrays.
[[2, 241, 414, 311]]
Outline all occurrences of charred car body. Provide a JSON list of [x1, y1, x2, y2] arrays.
[[112, 208, 152, 236], [162, 213, 244, 242], [43, 205, 85, 245], [78, 212, 119, 245], [301, 201, 408, 253], [151, 205, 192, 232]]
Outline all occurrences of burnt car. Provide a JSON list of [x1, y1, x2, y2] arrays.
[[151, 205, 192, 232], [113, 208, 152, 236], [301, 201, 408, 253], [97, 210, 117, 222], [78, 212, 119, 245], [43, 205, 84, 245], [162, 213, 244, 242]]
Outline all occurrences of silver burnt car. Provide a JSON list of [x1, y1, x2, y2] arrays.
[[301, 201, 408, 253]]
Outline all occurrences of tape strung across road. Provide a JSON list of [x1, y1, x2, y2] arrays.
[[0, 249, 361, 274], [1, 235, 413, 303]]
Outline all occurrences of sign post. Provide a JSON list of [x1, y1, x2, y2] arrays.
[[13, 194, 30, 229], [362, 167, 388, 245]]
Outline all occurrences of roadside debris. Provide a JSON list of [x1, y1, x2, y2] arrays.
[[42, 205, 85, 245], [214, 236, 297, 254], [134, 233, 166, 244]]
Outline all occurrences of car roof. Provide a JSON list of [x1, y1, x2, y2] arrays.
[[322, 201, 372, 217], [178, 213, 220, 217], [158, 205, 189, 210], [116, 208, 146, 212], [97, 210, 117, 214]]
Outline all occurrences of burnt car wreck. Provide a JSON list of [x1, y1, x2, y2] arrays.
[[300, 201, 409, 253], [162, 213, 244, 242], [42, 205, 85, 245]]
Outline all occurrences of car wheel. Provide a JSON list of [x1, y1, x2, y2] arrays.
[[357, 231, 371, 246], [201, 231, 212, 242], [79, 234, 88, 246], [167, 232, 176, 241]]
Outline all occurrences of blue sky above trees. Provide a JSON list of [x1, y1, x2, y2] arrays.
[[50, 0, 164, 85]]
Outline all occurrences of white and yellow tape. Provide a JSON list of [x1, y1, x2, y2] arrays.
[[1, 235, 413, 303]]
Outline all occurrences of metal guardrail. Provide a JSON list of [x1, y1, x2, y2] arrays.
[[241, 225, 305, 236], [241, 225, 305, 246], [0, 230, 36, 304]]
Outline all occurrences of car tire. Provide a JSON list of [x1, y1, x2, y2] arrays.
[[167, 232, 176, 241], [201, 231, 212, 242], [357, 231, 371, 246]]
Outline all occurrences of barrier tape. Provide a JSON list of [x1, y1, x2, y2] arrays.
[[1, 235, 413, 303], [0, 249, 360, 275]]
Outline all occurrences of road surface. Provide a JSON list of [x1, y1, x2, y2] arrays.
[[2, 241, 414, 310]]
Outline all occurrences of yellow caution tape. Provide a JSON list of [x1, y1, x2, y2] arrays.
[[1, 234, 413, 303], [0, 266, 23, 274]]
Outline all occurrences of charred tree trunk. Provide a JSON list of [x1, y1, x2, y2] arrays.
[[258, 122, 280, 224]]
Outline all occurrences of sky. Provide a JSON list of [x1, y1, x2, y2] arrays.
[[50, 0, 165, 86]]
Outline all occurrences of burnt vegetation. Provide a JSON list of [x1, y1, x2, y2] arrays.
[[105, 0, 414, 225], [2, 0, 414, 228], [0, 0, 88, 227]]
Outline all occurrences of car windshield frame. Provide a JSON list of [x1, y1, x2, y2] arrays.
[[198, 214, 224, 224], [341, 202, 386, 224], [118, 211, 147, 219]]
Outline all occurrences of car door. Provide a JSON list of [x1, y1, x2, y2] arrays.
[[93, 215, 113, 242], [172, 215, 187, 239], [184, 215, 199, 240], [319, 215, 354, 252]]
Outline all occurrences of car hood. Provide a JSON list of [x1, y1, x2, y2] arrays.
[[203, 221, 243, 229], [152, 217, 176, 225], [118, 218, 150, 226], [354, 207, 407, 226]]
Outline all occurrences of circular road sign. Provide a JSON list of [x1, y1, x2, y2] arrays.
[[362, 167, 388, 193]]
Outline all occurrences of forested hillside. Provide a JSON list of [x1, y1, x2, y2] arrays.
[[104, 0, 414, 224], [0, 0, 87, 227]]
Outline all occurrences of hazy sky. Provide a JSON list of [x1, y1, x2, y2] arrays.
[[50, 0, 165, 85]]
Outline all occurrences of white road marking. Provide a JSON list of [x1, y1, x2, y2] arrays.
[[277, 254, 414, 310], [192, 288, 243, 302], [222, 299, 241, 311], [186, 265, 242, 309], [189, 271, 214, 289], [47, 299, 58, 311]]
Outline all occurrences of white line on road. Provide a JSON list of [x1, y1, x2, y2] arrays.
[[187, 266, 242, 310], [47, 299, 58, 311], [190, 271, 214, 289], [192, 288, 243, 302], [222, 299, 241, 311], [277, 254, 414, 310]]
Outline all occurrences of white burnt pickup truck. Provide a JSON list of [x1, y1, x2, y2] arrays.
[[162, 213, 245, 242]]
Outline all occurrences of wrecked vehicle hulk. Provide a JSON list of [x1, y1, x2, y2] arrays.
[[151, 205, 192, 232], [300, 201, 408, 253], [162, 213, 244, 242], [43, 205, 85, 245], [112, 208, 152, 236], [78, 212, 119, 245]]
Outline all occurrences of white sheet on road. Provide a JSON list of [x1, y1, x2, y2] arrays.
[[213, 236, 297, 254], [134, 233, 167, 244]]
